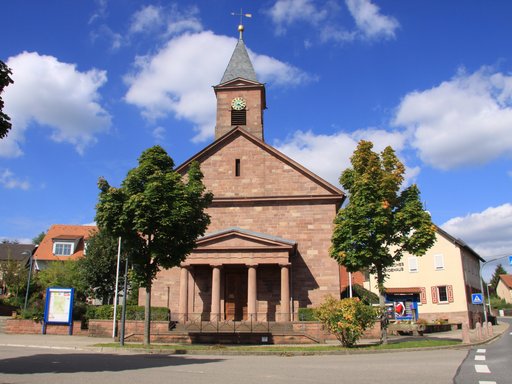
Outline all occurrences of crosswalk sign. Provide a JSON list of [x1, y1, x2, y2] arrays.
[[472, 293, 483, 305], [509, 255, 512, 266]]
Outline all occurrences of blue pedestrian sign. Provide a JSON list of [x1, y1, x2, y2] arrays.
[[472, 293, 484, 305], [509, 255, 512, 266]]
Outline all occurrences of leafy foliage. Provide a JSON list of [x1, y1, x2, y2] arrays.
[[95, 145, 212, 344], [36, 260, 87, 301], [330, 141, 435, 343], [342, 284, 380, 305], [85, 305, 169, 321], [77, 229, 124, 305], [0, 258, 28, 302], [490, 264, 507, 293], [32, 231, 46, 246], [315, 296, 377, 347], [0, 60, 14, 139]]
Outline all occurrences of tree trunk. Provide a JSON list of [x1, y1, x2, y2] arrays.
[[376, 267, 388, 345], [144, 281, 151, 346]]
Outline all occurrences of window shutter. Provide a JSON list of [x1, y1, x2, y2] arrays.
[[431, 286, 438, 304], [447, 285, 454, 303], [434, 254, 445, 270], [420, 287, 427, 304], [408, 257, 418, 272]]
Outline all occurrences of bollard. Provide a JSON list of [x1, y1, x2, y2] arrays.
[[487, 322, 493, 337], [462, 323, 470, 344], [475, 322, 482, 340]]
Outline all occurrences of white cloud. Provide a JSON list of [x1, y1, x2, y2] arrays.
[[394, 67, 512, 170], [274, 128, 413, 187], [267, 0, 328, 35], [345, 0, 399, 40], [267, 0, 398, 43], [124, 31, 312, 142], [1, 52, 111, 157], [152, 126, 166, 141], [129, 4, 202, 37], [0, 169, 30, 190], [441, 203, 512, 259]]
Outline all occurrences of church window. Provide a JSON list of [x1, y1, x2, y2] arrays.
[[231, 109, 246, 126], [235, 159, 241, 177]]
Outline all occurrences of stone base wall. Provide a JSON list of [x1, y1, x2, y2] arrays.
[[4, 319, 87, 336], [416, 310, 473, 327]]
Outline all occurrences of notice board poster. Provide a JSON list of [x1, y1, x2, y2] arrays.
[[44, 287, 74, 324]]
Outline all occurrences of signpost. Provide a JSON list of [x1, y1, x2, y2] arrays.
[[509, 255, 512, 266], [42, 287, 74, 335], [471, 293, 483, 305]]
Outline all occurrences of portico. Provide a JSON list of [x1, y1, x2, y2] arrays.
[[177, 227, 296, 322]]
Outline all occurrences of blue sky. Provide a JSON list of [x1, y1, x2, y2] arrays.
[[1, 0, 512, 274]]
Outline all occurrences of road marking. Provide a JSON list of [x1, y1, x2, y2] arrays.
[[475, 365, 491, 373], [477, 349, 486, 353], [479, 381, 496, 384], [475, 355, 486, 361]]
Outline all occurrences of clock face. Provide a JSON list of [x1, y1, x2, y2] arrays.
[[231, 97, 247, 110]]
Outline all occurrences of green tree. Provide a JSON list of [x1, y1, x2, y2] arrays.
[[490, 264, 507, 293], [36, 260, 86, 298], [0, 60, 14, 139], [77, 230, 124, 305], [316, 296, 377, 347], [330, 140, 435, 344], [95, 145, 212, 345], [0, 257, 28, 303], [32, 231, 46, 246]]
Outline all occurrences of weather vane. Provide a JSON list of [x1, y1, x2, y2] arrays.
[[231, 8, 252, 39]]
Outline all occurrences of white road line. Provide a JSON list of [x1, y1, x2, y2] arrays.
[[479, 381, 496, 384], [477, 348, 486, 353], [475, 355, 486, 361], [475, 365, 491, 373]]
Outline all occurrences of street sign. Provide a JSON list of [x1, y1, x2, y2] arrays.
[[509, 255, 512, 266], [472, 293, 484, 305]]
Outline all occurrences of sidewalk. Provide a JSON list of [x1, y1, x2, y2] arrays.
[[0, 320, 509, 354]]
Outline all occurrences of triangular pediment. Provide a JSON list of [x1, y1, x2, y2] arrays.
[[215, 77, 263, 89], [194, 227, 296, 252], [177, 127, 345, 202]]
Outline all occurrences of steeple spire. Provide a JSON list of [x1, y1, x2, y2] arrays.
[[220, 11, 257, 84]]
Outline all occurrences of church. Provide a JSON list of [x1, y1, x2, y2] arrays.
[[144, 25, 346, 323]]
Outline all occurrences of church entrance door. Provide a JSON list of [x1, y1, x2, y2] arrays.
[[224, 268, 247, 321]]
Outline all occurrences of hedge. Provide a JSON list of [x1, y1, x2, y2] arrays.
[[86, 305, 169, 321]]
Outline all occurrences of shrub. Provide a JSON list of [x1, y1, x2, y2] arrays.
[[315, 295, 377, 347], [298, 307, 317, 321], [85, 305, 169, 321]]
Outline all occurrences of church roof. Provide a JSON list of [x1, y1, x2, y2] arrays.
[[219, 38, 258, 84]]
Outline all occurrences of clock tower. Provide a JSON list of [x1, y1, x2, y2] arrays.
[[214, 24, 266, 141]]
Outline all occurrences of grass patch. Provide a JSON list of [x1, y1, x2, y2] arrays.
[[94, 339, 460, 352]]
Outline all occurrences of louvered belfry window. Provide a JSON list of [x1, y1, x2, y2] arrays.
[[231, 109, 246, 126]]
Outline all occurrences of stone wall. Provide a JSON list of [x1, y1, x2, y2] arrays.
[[4, 319, 87, 336]]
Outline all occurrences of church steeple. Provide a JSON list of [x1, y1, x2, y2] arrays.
[[220, 31, 258, 84], [214, 20, 266, 141]]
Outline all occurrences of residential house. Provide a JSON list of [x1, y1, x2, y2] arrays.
[[365, 227, 484, 327], [496, 274, 512, 304], [33, 224, 97, 270]]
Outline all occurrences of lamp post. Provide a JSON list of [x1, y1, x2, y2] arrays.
[[486, 283, 492, 316], [23, 250, 33, 311]]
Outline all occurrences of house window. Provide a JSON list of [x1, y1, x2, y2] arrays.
[[438, 286, 448, 303], [408, 256, 418, 272], [434, 254, 445, 271], [54, 242, 73, 256], [235, 159, 241, 177]]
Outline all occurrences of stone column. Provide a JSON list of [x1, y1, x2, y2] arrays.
[[178, 266, 189, 322], [210, 265, 221, 321], [280, 263, 291, 322], [247, 265, 257, 321]]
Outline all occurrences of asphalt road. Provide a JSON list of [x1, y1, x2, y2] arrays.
[[454, 317, 512, 384], [0, 346, 468, 384]]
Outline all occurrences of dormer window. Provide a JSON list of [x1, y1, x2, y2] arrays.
[[53, 242, 73, 256]]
